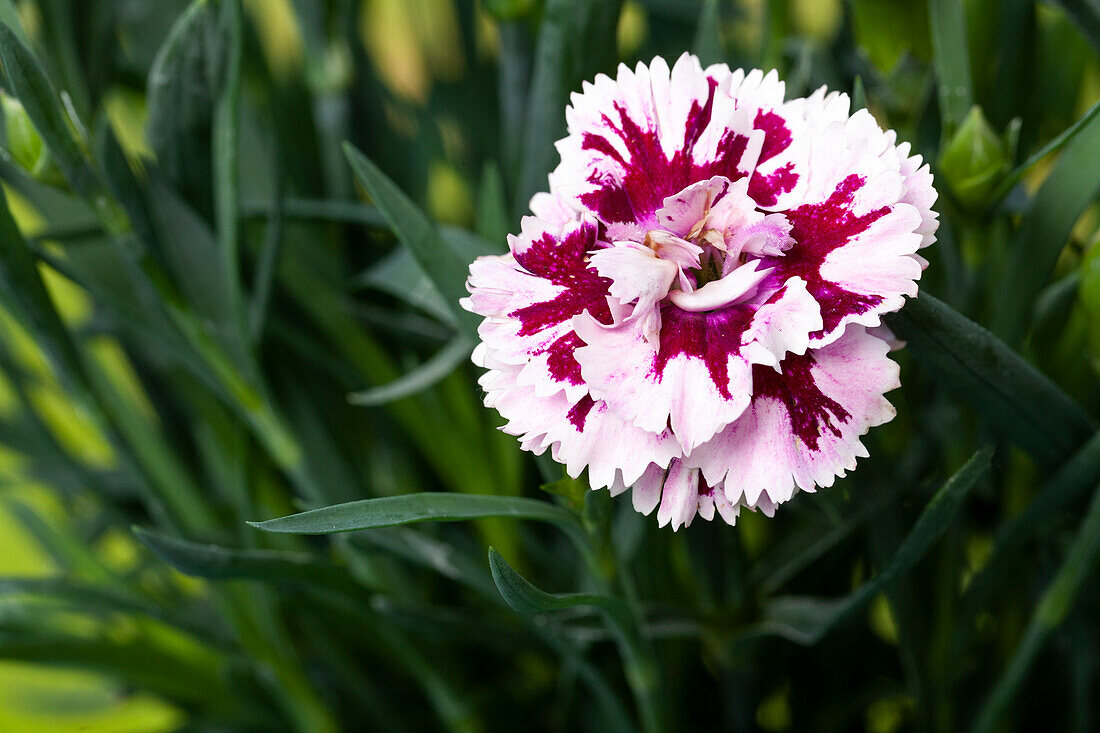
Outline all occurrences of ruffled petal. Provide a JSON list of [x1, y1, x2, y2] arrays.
[[574, 304, 755, 452], [552, 53, 762, 229], [685, 325, 899, 509], [463, 212, 613, 402]]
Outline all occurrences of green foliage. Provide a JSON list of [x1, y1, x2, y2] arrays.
[[0, 1, 1095, 732]]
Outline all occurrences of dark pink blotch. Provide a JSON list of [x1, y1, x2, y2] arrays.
[[650, 304, 753, 400], [769, 174, 889, 337], [567, 395, 596, 431], [578, 80, 753, 227], [748, 110, 798, 206], [510, 221, 612, 386], [752, 354, 850, 451]]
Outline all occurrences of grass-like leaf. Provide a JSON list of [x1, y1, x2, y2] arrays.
[[489, 548, 663, 733], [0, 23, 101, 201], [343, 142, 481, 335], [991, 97, 1100, 342], [970, 478, 1100, 733], [514, 0, 573, 217], [250, 493, 586, 546], [928, 0, 973, 129], [348, 336, 474, 407], [887, 295, 1093, 466], [757, 445, 992, 646], [134, 526, 368, 602]]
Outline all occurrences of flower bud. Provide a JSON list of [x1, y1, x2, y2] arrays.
[[939, 106, 1011, 209]]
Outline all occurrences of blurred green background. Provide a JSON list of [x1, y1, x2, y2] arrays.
[[0, 0, 1097, 731]]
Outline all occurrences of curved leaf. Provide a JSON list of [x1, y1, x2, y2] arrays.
[[343, 143, 481, 335], [348, 336, 474, 406], [249, 493, 587, 548], [887, 295, 1093, 466], [755, 445, 992, 646]]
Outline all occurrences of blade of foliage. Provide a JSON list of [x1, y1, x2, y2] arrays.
[[1051, 0, 1100, 54], [134, 526, 366, 601], [991, 99, 1100, 343], [0, 577, 228, 646], [250, 494, 586, 547], [146, 0, 217, 217], [757, 446, 991, 645], [971, 480, 1100, 733], [693, 0, 723, 65], [886, 295, 1093, 466], [212, 0, 245, 345], [343, 142, 480, 335], [348, 336, 474, 406], [489, 548, 663, 733], [476, 162, 509, 245], [514, 0, 575, 217], [959, 429, 1100, 622], [0, 0, 26, 46], [990, 97, 1100, 204], [0, 23, 104, 204], [249, 175, 285, 342], [352, 227, 499, 325], [928, 0, 974, 129]]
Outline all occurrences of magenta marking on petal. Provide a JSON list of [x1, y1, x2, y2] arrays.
[[748, 162, 797, 207], [651, 304, 753, 399], [567, 395, 596, 430], [753, 354, 850, 450], [773, 175, 889, 336], [578, 84, 754, 227], [754, 109, 792, 165], [510, 220, 613, 385], [542, 332, 586, 385]]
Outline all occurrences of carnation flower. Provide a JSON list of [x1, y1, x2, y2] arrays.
[[463, 54, 937, 529]]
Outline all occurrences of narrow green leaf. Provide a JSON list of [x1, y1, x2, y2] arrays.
[[928, 0, 974, 129], [971, 479, 1100, 733], [476, 161, 509, 246], [343, 142, 480, 334], [250, 493, 586, 546], [756, 446, 992, 646], [212, 0, 246, 345], [146, 0, 216, 215], [991, 101, 1100, 342], [851, 75, 867, 112], [0, 23, 103, 206], [959, 430, 1100, 622], [990, 98, 1100, 204], [489, 548, 664, 733], [348, 336, 474, 406], [514, 0, 574, 218], [488, 546, 622, 616], [134, 526, 367, 601], [692, 0, 723, 66], [886, 295, 1093, 466], [249, 176, 285, 342], [1051, 0, 1100, 54], [0, 1, 27, 47]]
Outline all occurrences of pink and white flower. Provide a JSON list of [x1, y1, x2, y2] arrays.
[[462, 54, 937, 530]]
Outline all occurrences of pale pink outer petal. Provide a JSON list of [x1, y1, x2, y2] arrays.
[[572, 311, 753, 453], [685, 325, 899, 512], [657, 461, 701, 530], [478, 362, 679, 490], [631, 463, 666, 516]]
